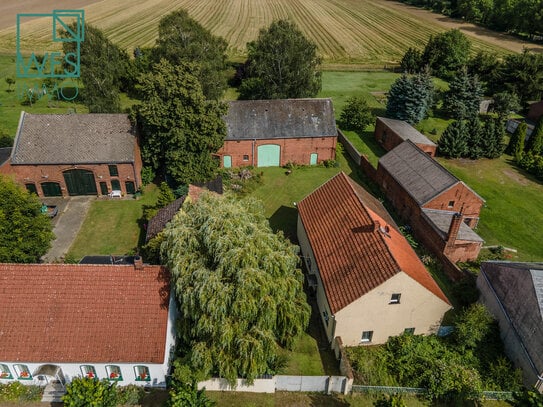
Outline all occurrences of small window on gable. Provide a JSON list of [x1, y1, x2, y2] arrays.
[[135, 366, 150, 381], [322, 310, 329, 326], [404, 328, 415, 335], [0, 364, 13, 379], [81, 365, 97, 379], [448, 200, 455, 208], [108, 165, 119, 177], [106, 365, 123, 381], [243, 155, 249, 161], [361, 331, 373, 343], [13, 364, 31, 380], [390, 293, 401, 304]]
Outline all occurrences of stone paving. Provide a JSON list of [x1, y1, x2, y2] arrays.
[[41, 196, 94, 262]]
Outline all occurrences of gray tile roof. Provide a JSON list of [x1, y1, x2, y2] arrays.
[[225, 99, 337, 140], [422, 209, 484, 242], [0, 147, 12, 166], [379, 140, 466, 205], [377, 117, 436, 146], [480, 261, 543, 373], [11, 112, 137, 165]]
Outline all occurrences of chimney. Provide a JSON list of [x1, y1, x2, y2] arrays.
[[446, 212, 463, 248], [134, 255, 144, 270], [373, 220, 380, 232]]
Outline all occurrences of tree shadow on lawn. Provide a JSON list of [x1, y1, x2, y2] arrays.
[[269, 205, 298, 242]]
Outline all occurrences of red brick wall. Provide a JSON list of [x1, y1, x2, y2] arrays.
[[423, 183, 484, 226], [376, 164, 481, 262], [216, 137, 337, 167], [374, 118, 436, 157], [2, 161, 141, 198]]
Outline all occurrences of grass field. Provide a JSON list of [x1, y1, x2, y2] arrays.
[[0, 0, 513, 67]]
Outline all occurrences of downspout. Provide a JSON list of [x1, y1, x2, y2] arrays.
[[252, 139, 255, 167]]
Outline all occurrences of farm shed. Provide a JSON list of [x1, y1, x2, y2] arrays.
[[0, 262, 175, 388], [217, 99, 337, 168], [0, 112, 142, 198], [477, 261, 543, 392], [297, 172, 451, 346], [376, 140, 484, 262], [374, 117, 437, 157]]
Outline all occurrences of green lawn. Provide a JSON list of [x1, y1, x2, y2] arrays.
[[0, 54, 89, 137], [438, 155, 543, 261], [67, 184, 159, 260]]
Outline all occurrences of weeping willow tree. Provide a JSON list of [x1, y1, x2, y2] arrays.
[[162, 193, 310, 385]]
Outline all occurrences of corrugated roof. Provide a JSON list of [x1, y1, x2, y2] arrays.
[[298, 172, 449, 313], [481, 261, 543, 373], [422, 209, 484, 242], [379, 140, 459, 205], [146, 197, 186, 242], [225, 99, 337, 140], [11, 112, 136, 165], [0, 263, 170, 363], [377, 117, 436, 146]]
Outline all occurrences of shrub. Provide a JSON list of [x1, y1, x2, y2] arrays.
[[340, 96, 373, 132], [141, 166, 155, 186], [116, 385, 144, 405], [0, 382, 42, 402], [62, 377, 117, 407]]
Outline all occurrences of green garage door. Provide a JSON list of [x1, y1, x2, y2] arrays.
[[63, 169, 97, 196], [257, 144, 280, 167], [41, 182, 62, 197]]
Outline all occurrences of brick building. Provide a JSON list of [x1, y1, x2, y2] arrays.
[[216, 99, 337, 168], [527, 100, 543, 123], [0, 112, 142, 197], [374, 117, 437, 157], [376, 140, 484, 262]]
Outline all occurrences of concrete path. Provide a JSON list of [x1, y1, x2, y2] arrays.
[[42, 196, 93, 262]]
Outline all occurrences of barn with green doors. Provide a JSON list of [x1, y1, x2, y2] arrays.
[[0, 112, 143, 198]]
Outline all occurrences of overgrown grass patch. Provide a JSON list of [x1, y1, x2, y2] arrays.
[[67, 184, 159, 260]]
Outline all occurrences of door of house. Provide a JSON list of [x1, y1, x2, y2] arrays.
[[99, 182, 108, 195], [63, 169, 97, 196], [111, 179, 121, 191], [41, 182, 62, 197], [223, 155, 232, 168], [257, 144, 280, 167], [125, 181, 135, 194], [310, 153, 318, 165]]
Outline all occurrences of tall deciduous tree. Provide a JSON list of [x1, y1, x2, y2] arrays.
[[444, 67, 483, 120], [154, 10, 228, 100], [239, 20, 322, 100], [400, 47, 422, 74], [62, 23, 128, 112], [385, 71, 434, 124], [162, 193, 310, 384], [0, 176, 53, 263], [340, 96, 373, 132], [421, 29, 471, 79], [493, 50, 543, 104], [133, 60, 227, 185]]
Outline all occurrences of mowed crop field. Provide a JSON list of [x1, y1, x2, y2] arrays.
[[0, 0, 513, 67]]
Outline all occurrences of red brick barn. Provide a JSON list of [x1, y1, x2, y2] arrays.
[[374, 117, 437, 157], [0, 112, 142, 198], [376, 140, 485, 262], [216, 99, 337, 168]]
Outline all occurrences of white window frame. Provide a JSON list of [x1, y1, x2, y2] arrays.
[[360, 330, 373, 343]]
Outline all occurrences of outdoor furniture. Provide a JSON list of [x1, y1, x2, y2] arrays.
[[110, 190, 122, 198]]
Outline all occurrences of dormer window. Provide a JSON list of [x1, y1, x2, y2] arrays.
[[390, 293, 401, 304]]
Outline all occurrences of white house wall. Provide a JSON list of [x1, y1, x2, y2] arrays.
[[0, 294, 177, 388], [297, 215, 335, 341], [334, 272, 451, 346]]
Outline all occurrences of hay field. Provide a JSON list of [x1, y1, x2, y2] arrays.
[[0, 0, 513, 66]]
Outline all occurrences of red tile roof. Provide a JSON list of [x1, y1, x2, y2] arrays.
[[298, 172, 450, 313], [0, 263, 170, 363]]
